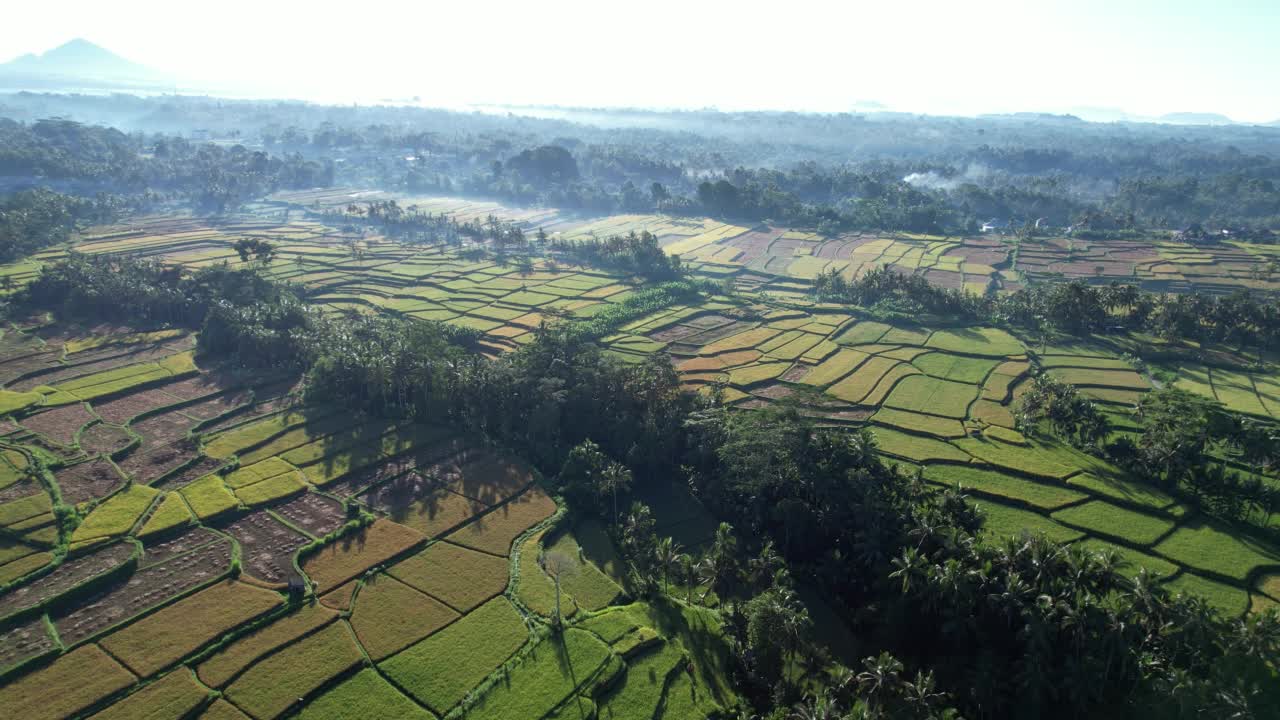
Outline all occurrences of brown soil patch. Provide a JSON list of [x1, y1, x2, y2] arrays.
[[78, 423, 135, 456], [195, 396, 294, 435], [219, 511, 307, 586], [8, 346, 176, 392], [53, 537, 232, 647], [0, 478, 40, 504], [117, 440, 200, 485], [129, 409, 199, 451], [0, 542, 134, 619], [19, 404, 95, 447], [751, 383, 796, 400], [150, 456, 226, 491], [272, 493, 348, 537], [0, 616, 55, 671], [684, 314, 735, 330], [15, 433, 85, 463], [91, 388, 183, 425], [142, 527, 222, 567], [781, 364, 812, 382], [176, 391, 253, 421], [444, 486, 558, 556], [649, 324, 703, 342], [320, 437, 476, 500], [429, 455, 532, 507], [55, 458, 126, 505], [0, 351, 60, 385], [157, 374, 238, 401]]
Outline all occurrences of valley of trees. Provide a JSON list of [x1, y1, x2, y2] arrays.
[[0, 97, 1278, 237]]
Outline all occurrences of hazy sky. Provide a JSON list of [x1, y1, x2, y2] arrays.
[[3, 0, 1278, 121]]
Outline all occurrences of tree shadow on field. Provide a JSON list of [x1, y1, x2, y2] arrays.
[[645, 598, 732, 706], [552, 631, 592, 720]]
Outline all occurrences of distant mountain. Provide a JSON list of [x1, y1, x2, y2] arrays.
[[1157, 111, 1237, 126], [1067, 106, 1132, 123], [0, 39, 171, 89]]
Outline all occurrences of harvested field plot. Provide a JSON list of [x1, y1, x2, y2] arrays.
[[79, 422, 134, 455], [444, 485, 557, 556], [140, 526, 221, 566], [55, 458, 126, 505], [54, 536, 232, 646], [270, 491, 347, 537], [19, 403, 94, 446], [350, 574, 459, 659], [388, 540, 509, 611], [0, 541, 134, 619], [118, 439, 202, 485], [381, 596, 530, 714], [427, 454, 533, 506], [90, 387, 183, 425], [301, 518, 425, 590], [366, 482, 487, 538], [0, 476, 39, 504], [221, 511, 309, 586], [0, 644, 136, 720], [150, 455, 224, 491], [0, 615, 55, 671], [99, 580, 281, 677], [128, 408, 199, 450], [224, 620, 363, 720]]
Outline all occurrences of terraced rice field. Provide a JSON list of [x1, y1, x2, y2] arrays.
[[4, 198, 1280, 717], [0, 316, 739, 717]]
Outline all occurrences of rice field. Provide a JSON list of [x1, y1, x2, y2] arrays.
[[4, 199, 1280, 717]]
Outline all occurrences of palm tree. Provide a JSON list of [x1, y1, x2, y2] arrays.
[[598, 463, 632, 525], [654, 537, 683, 594], [787, 694, 845, 720], [678, 553, 698, 602]]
